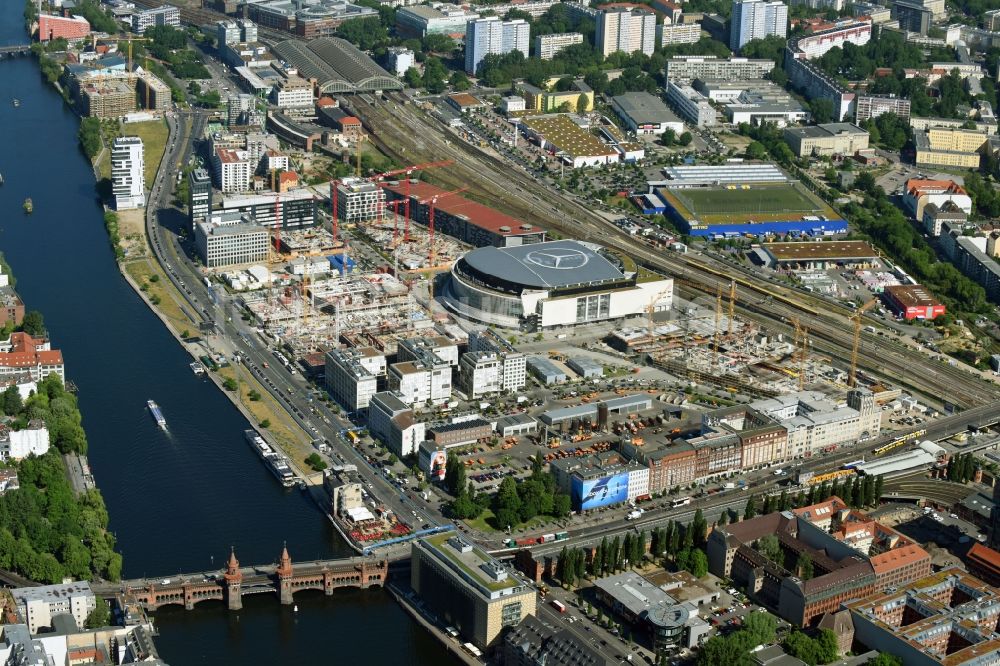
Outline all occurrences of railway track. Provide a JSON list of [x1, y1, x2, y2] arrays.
[[350, 93, 1000, 408]]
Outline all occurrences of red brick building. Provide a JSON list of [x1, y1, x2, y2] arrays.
[[37, 13, 91, 42]]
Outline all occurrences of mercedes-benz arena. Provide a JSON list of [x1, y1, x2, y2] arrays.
[[442, 240, 673, 329]]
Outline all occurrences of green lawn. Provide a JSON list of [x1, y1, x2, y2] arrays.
[[125, 119, 170, 186], [673, 184, 822, 217]]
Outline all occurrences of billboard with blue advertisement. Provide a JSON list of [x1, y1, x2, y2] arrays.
[[573, 472, 629, 511]]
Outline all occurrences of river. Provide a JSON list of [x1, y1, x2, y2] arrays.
[[0, 8, 450, 664]]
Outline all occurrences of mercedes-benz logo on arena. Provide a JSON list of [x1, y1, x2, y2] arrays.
[[524, 248, 589, 270]]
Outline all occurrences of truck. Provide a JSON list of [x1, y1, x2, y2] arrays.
[[551, 600, 566, 613], [723, 482, 736, 490], [626, 509, 643, 520], [540, 533, 557, 543]]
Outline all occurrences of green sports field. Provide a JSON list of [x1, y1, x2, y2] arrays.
[[660, 183, 836, 225]]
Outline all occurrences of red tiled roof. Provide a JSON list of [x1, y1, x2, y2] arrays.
[[384, 181, 544, 236], [968, 543, 1000, 575], [870, 543, 930, 575], [316, 97, 337, 108], [905, 178, 968, 197], [0, 332, 63, 369], [339, 116, 361, 126]]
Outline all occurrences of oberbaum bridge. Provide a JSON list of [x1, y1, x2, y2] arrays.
[[91, 547, 390, 611]]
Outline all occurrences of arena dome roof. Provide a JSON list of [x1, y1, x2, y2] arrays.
[[459, 240, 625, 290]]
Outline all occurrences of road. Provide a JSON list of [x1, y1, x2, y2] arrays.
[[142, 113, 441, 557], [522, 401, 1000, 557]]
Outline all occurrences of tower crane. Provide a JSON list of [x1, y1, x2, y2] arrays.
[[368, 160, 453, 242], [849, 298, 878, 388], [713, 285, 722, 366], [645, 284, 673, 333], [728, 281, 736, 338], [416, 186, 467, 306]]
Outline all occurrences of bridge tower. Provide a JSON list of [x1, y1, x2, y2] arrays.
[[223, 548, 243, 611], [276, 543, 294, 605]]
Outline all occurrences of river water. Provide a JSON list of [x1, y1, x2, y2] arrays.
[[0, 9, 449, 664]]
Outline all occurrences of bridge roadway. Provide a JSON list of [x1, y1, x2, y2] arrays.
[[92, 550, 393, 611], [350, 92, 1000, 410], [511, 403, 1000, 558], [0, 45, 31, 56]]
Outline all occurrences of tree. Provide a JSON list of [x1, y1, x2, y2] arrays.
[[865, 655, 902, 666], [689, 548, 708, 577], [662, 128, 677, 147], [577, 94, 589, 114], [21, 311, 44, 336], [784, 631, 820, 666], [679, 131, 692, 146], [755, 534, 782, 565], [494, 477, 522, 529], [85, 601, 111, 629], [691, 508, 707, 547], [745, 141, 768, 160], [336, 16, 387, 50], [1, 386, 22, 417], [444, 453, 466, 496], [742, 611, 777, 644], [305, 453, 327, 472], [744, 495, 758, 520], [796, 552, 814, 580], [423, 57, 448, 93], [809, 98, 834, 124], [404, 66, 422, 89], [816, 629, 839, 663], [449, 71, 471, 91]]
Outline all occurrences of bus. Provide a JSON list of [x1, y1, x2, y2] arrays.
[[672, 497, 692, 508], [551, 600, 566, 613]]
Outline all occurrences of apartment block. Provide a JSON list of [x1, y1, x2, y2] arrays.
[[195, 214, 269, 268], [37, 13, 90, 42], [213, 147, 253, 193], [111, 136, 145, 211], [855, 94, 911, 123], [597, 8, 656, 56], [465, 17, 530, 74], [664, 55, 775, 81], [334, 177, 387, 222], [389, 340, 453, 408], [657, 21, 701, 46], [132, 5, 180, 33], [188, 167, 213, 227], [731, 0, 788, 52], [13, 583, 96, 634], [325, 347, 384, 410], [368, 391, 425, 458], [466, 328, 526, 393], [533, 32, 584, 59], [0, 333, 64, 383]]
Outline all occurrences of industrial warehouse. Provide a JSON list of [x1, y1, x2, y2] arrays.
[[442, 240, 673, 330]]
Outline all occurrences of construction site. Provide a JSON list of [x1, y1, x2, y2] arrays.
[[225, 159, 507, 361], [603, 283, 893, 403]]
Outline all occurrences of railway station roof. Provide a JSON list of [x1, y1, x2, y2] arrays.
[[272, 37, 401, 93]]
